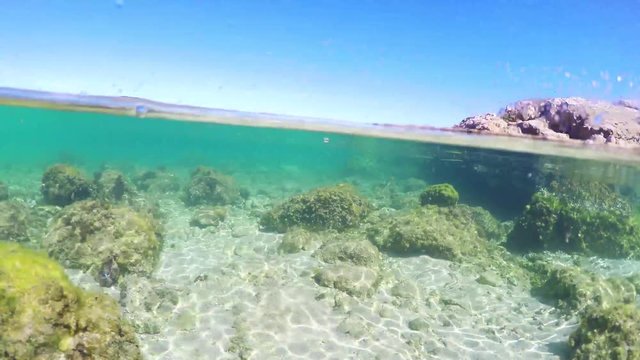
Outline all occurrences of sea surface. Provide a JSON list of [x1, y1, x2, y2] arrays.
[[1, 97, 640, 359]]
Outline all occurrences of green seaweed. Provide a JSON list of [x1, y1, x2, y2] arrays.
[[569, 304, 640, 359], [260, 184, 371, 233], [0, 242, 142, 359], [507, 182, 640, 259], [419, 183, 459, 207], [44, 200, 162, 285], [183, 166, 240, 206], [41, 164, 95, 206]]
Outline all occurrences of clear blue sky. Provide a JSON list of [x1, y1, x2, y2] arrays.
[[1, 0, 639, 126]]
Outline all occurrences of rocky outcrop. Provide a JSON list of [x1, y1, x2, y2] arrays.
[[455, 97, 640, 145]]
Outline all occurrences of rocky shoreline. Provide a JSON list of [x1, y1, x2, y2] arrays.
[[454, 98, 640, 146]]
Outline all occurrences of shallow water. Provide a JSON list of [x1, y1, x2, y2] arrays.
[[1, 101, 640, 359]]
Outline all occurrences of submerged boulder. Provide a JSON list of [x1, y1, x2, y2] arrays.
[[133, 168, 180, 194], [367, 205, 492, 261], [277, 227, 321, 254], [569, 304, 640, 359], [260, 184, 371, 233], [313, 236, 381, 268], [526, 259, 636, 312], [183, 166, 240, 206], [507, 181, 640, 259], [44, 200, 162, 285], [189, 206, 227, 229], [0, 242, 142, 359], [419, 183, 459, 207], [41, 164, 94, 206], [0, 201, 30, 243], [95, 168, 134, 202]]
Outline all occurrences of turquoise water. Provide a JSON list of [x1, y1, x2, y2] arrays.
[[1, 103, 640, 359]]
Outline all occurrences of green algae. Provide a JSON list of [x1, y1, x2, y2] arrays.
[[524, 258, 637, 312], [260, 184, 371, 233], [507, 181, 640, 259], [569, 304, 640, 359], [41, 164, 95, 206], [0, 241, 141, 359], [44, 200, 162, 284], [419, 183, 459, 207], [183, 166, 240, 206]]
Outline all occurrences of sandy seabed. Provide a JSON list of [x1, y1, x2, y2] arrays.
[[63, 196, 579, 360]]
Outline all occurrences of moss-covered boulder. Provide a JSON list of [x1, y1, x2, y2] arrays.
[[183, 166, 240, 206], [41, 164, 94, 206], [260, 184, 371, 233], [0, 242, 142, 359], [507, 183, 640, 259], [569, 304, 640, 359], [133, 168, 180, 194], [367, 205, 490, 261], [0, 201, 29, 243], [44, 200, 162, 285], [526, 260, 636, 311], [419, 183, 459, 207], [189, 206, 227, 228], [0, 181, 8, 201], [95, 169, 134, 202]]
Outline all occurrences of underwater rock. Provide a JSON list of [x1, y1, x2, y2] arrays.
[[260, 184, 371, 233], [183, 166, 240, 206], [133, 168, 180, 194], [419, 183, 459, 207], [507, 182, 640, 259], [313, 236, 381, 268], [41, 164, 95, 206], [95, 168, 134, 202], [277, 227, 320, 254], [313, 263, 380, 298], [0, 242, 142, 359], [44, 200, 162, 285], [189, 206, 227, 228], [527, 259, 636, 312], [569, 304, 640, 359], [366, 205, 490, 261], [118, 274, 180, 335], [0, 181, 8, 201], [0, 200, 30, 242]]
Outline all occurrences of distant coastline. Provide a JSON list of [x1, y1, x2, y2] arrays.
[[1, 87, 640, 164]]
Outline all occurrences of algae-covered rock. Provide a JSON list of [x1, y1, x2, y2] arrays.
[[367, 205, 489, 261], [527, 260, 636, 311], [95, 169, 134, 202], [278, 227, 320, 254], [0, 201, 29, 242], [313, 236, 381, 268], [0, 242, 142, 359], [260, 184, 371, 233], [41, 164, 94, 206], [189, 206, 227, 228], [183, 166, 240, 206], [0, 181, 8, 201], [44, 200, 162, 285], [419, 183, 459, 207], [133, 168, 180, 194], [313, 264, 380, 298], [119, 274, 180, 335], [507, 182, 640, 259], [569, 304, 640, 359]]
